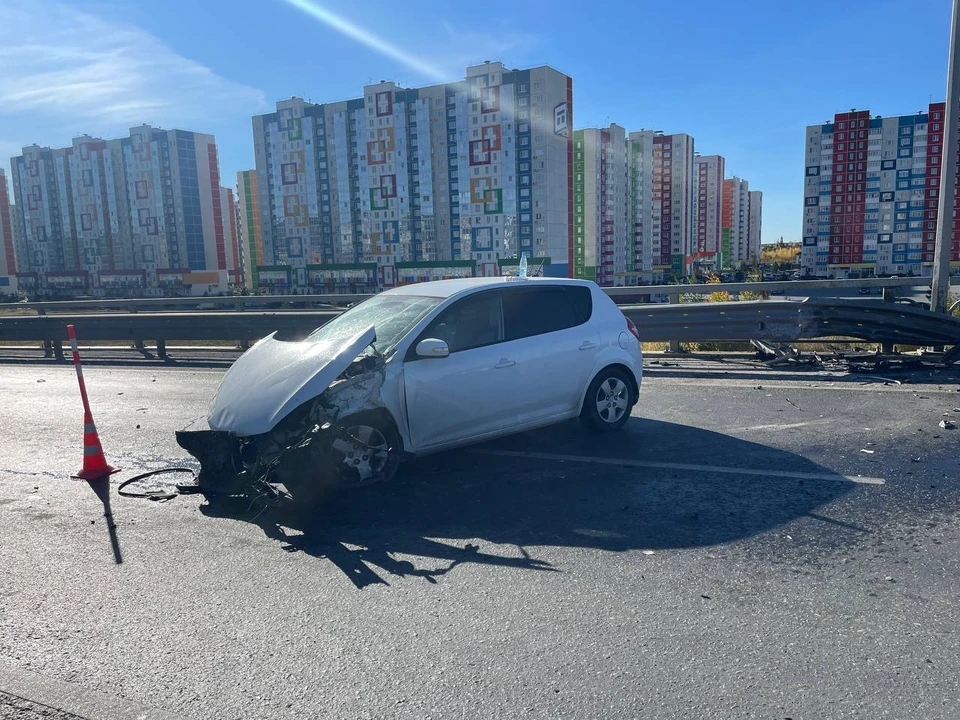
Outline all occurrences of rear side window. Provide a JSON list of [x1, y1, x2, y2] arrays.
[[502, 285, 592, 341], [564, 286, 593, 325]]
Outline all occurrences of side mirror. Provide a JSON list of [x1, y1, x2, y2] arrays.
[[416, 338, 449, 358]]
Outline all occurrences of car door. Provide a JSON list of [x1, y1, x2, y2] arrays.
[[403, 289, 517, 450], [498, 284, 601, 425]]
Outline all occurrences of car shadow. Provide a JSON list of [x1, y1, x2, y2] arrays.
[[199, 417, 858, 588]]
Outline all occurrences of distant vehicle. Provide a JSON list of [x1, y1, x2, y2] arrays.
[[180, 277, 643, 495]]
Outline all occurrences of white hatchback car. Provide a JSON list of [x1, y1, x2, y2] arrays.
[[199, 276, 642, 490]]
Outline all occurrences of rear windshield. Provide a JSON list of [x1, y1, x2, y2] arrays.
[[306, 294, 441, 356]]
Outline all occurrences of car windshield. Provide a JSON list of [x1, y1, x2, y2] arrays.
[[305, 294, 441, 356]]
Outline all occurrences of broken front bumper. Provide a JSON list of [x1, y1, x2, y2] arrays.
[[177, 354, 398, 506], [175, 429, 248, 497]]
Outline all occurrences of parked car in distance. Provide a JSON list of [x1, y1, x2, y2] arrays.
[[205, 276, 644, 487]]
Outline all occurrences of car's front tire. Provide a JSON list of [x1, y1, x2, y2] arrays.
[[579, 368, 634, 432], [331, 410, 403, 487]]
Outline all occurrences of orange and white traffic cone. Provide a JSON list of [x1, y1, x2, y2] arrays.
[[67, 325, 119, 480]]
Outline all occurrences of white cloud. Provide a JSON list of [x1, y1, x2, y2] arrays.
[[0, 0, 266, 131]]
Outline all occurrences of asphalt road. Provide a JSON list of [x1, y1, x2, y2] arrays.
[[2, 358, 960, 719]]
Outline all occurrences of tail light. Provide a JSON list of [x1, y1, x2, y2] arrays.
[[625, 315, 641, 341]]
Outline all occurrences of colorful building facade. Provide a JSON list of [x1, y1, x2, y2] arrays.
[[236, 169, 263, 290], [651, 133, 696, 277], [0, 170, 16, 293], [693, 154, 725, 269], [722, 177, 753, 267], [802, 106, 960, 277], [9, 126, 236, 296], [570, 133, 757, 284], [573, 125, 628, 284], [250, 62, 573, 292]]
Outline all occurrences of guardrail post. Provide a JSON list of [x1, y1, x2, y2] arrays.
[[53, 340, 64, 361], [37, 307, 53, 358], [156, 340, 168, 361], [668, 292, 681, 353], [880, 287, 896, 354], [239, 339, 250, 351]]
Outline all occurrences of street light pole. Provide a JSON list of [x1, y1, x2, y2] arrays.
[[931, 0, 960, 313]]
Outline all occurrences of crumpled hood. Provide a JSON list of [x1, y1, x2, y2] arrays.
[[208, 326, 376, 437]]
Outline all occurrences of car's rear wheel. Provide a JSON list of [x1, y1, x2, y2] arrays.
[[330, 410, 402, 487], [580, 368, 634, 432]]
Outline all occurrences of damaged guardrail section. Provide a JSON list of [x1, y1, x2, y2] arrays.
[[619, 299, 960, 349]]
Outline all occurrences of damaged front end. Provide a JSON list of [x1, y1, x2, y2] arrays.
[[177, 327, 400, 508]]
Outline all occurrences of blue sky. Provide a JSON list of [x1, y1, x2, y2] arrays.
[[0, 0, 952, 244]]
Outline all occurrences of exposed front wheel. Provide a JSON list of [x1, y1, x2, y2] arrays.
[[331, 411, 402, 487], [580, 369, 634, 432]]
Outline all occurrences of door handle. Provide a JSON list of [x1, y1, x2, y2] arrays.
[[494, 358, 515, 369], [579, 340, 598, 350]]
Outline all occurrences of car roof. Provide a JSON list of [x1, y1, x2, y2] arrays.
[[383, 276, 597, 299]]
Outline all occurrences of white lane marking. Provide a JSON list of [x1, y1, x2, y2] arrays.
[[470, 449, 884, 485], [572, 528, 627, 539], [743, 420, 833, 431]]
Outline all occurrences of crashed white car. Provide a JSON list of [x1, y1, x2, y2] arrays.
[[178, 277, 642, 501]]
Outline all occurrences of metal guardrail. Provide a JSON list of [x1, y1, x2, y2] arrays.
[[8, 276, 959, 314], [12, 295, 370, 314], [0, 311, 340, 359], [606, 275, 959, 298], [624, 299, 960, 347], [2, 298, 958, 362]]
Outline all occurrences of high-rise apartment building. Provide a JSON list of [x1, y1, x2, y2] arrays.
[[748, 190, 763, 263], [236, 169, 263, 290], [651, 132, 696, 277], [802, 105, 960, 277], [9, 126, 236, 296], [573, 124, 628, 284], [250, 61, 573, 292], [626, 130, 656, 283], [0, 169, 16, 293], [220, 186, 241, 287], [9, 145, 72, 295], [722, 177, 752, 266], [693, 154, 725, 268]]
